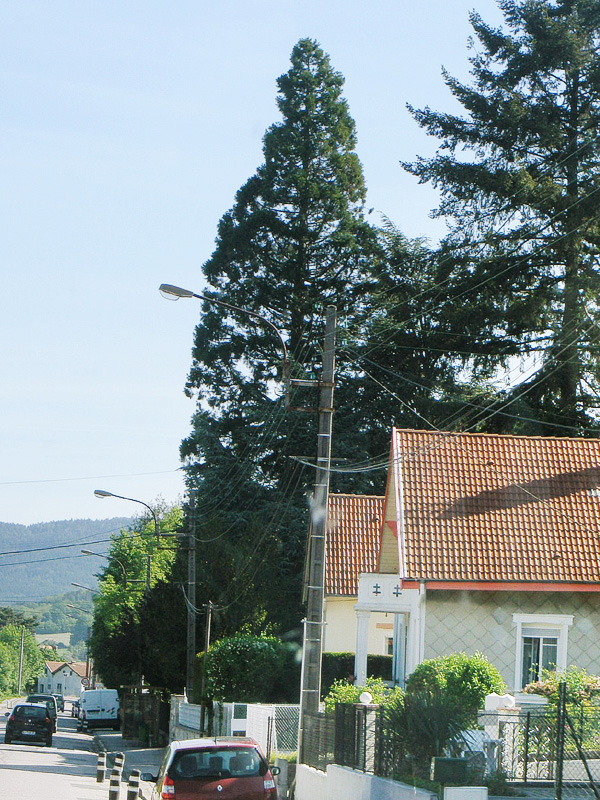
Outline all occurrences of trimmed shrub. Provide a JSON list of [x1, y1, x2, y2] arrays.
[[204, 634, 299, 703], [321, 652, 393, 696], [406, 652, 505, 723]]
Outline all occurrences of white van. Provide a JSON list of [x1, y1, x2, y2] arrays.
[[78, 689, 120, 730]]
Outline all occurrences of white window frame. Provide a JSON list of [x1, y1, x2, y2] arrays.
[[513, 613, 573, 690]]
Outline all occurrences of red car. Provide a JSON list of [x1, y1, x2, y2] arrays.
[[143, 737, 279, 799]]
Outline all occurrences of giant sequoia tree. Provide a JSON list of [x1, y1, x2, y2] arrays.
[[181, 39, 381, 633], [405, 0, 600, 434]]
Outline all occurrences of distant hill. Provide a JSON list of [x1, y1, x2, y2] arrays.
[[0, 518, 132, 602]]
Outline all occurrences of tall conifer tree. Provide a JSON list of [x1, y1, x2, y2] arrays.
[[405, 0, 600, 434], [181, 39, 379, 632]]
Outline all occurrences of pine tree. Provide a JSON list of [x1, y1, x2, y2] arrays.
[[181, 39, 380, 633], [405, 0, 600, 434]]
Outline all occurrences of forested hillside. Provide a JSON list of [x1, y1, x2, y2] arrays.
[[0, 518, 132, 602]]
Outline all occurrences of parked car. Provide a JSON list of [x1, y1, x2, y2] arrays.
[[142, 737, 280, 800], [5, 702, 53, 746], [78, 688, 120, 730], [52, 693, 64, 712], [26, 693, 58, 732]]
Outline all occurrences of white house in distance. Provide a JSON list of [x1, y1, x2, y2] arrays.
[[37, 661, 89, 697], [325, 428, 600, 692]]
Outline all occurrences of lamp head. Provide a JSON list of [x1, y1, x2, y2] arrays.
[[159, 283, 194, 300], [94, 489, 112, 498]]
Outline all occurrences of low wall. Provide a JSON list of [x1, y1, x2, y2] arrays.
[[296, 764, 437, 800]]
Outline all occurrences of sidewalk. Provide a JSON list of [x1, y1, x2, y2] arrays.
[[93, 729, 164, 799]]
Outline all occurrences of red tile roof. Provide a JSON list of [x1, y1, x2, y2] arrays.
[[45, 661, 68, 674], [395, 429, 600, 584], [45, 660, 88, 677], [326, 494, 384, 595]]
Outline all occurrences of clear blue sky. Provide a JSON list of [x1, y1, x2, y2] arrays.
[[1, 0, 502, 524]]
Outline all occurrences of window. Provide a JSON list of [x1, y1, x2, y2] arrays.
[[521, 631, 558, 685], [513, 614, 572, 690]]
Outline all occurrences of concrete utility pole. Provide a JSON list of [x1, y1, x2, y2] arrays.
[[200, 600, 213, 732], [186, 495, 197, 701], [298, 305, 336, 753], [17, 626, 24, 695]]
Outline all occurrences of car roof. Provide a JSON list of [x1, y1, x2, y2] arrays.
[[170, 737, 260, 752], [13, 702, 48, 709]]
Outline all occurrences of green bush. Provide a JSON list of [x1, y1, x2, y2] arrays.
[[204, 634, 299, 703], [406, 652, 505, 724], [323, 676, 401, 713], [524, 666, 600, 708], [320, 652, 393, 696]]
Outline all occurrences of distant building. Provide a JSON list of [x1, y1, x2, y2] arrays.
[[37, 661, 89, 696]]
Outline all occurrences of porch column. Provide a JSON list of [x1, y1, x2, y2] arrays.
[[354, 609, 370, 686], [392, 613, 405, 686]]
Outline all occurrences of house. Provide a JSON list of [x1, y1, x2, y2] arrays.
[[37, 661, 89, 697], [325, 428, 600, 692], [324, 494, 386, 654]]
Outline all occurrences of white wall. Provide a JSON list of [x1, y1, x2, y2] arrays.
[[296, 764, 437, 800], [38, 667, 84, 697], [324, 598, 392, 655]]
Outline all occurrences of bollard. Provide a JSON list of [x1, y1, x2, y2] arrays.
[[126, 768, 141, 800], [96, 751, 106, 783], [108, 767, 121, 800], [114, 751, 125, 775]]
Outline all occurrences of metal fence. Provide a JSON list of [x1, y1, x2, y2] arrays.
[[212, 702, 300, 758], [301, 686, 600, 799]]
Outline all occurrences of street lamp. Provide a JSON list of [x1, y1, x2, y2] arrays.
[[159, 283, 289, 395], [160, 282, 291, 705], [81, 549, 144, 590], [71, 583, 99, 594], [94, 490, 155, 590]]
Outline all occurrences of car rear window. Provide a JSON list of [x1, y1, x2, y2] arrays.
[[171, 747, 261, 779], [14, 706, 45, 720]]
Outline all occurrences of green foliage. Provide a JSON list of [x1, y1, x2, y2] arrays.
[[382, 688, 466, 779], [405, 0, 600, 433], [406, 652, 506, 724], [0, 625, 45, 695], [524, 666, 600, 708], [0, 607, 38, 633], [320, 652, 393, 697], [204, 634, 299, 703], [323, 676, 400, 713], [180, 38, 384, 635], [90, 504, 184, 688]]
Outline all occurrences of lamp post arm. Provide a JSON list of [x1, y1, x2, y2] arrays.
[[159, 284, 289, 391]]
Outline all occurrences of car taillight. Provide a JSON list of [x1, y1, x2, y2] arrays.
[[161, 773, 175, 798], [8, 715, 14, 723], [264, 777, 277, 796], [46, 717, 51, 724]]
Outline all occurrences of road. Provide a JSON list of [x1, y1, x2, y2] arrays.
[[0, 700, 110, 800]]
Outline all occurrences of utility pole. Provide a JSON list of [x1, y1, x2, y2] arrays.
[[186, 495, 197, 701], [298, 305, 336, 756], [17, 626, 24, 695], [200, 600, 213, 732]]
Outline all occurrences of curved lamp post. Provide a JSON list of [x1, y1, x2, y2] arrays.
[[159, 283, 289, 395], [94, 490, 154, 590], [81, 549, 142, 590]]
